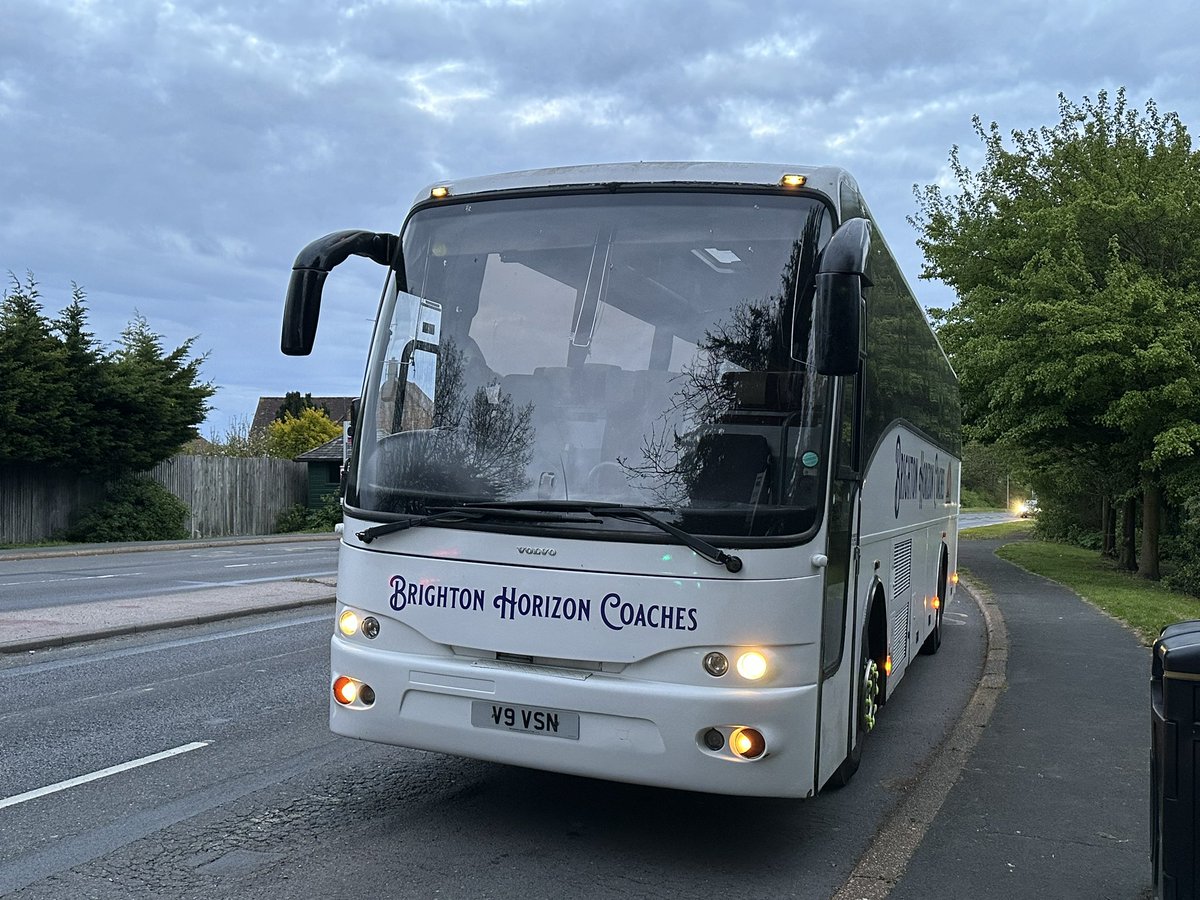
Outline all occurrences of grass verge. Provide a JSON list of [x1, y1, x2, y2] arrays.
[[961, 521, 1034, 541], [994, 540, 1200, 643], [0, 540, 71, 551]]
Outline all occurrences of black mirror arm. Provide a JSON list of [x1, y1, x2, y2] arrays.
[[282, 230, 400, 356], [818, 217, 872, 282]]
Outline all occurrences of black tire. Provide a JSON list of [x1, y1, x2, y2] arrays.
[[919, 558, 948, 656], [827, 624, 882, 789]]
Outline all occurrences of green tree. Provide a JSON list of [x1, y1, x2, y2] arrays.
[[960, 440, 1022, 509], [105, 315, 215, 474], [0, 273, 72, 464], [0, 275, 215, 476], [267, 406, 341, 459], [274, 391, 329, 422], [53, 283, 116, 466], [912, 89, 1200, 578]]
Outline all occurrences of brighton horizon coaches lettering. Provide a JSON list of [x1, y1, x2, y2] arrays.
[[387, 576, 701, 633], [894, 436, 948, 517]]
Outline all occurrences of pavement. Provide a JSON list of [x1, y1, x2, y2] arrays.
[[887, 537, 1151, 900], [0, 531, 1155, 898], [0, 534, 338, 654]]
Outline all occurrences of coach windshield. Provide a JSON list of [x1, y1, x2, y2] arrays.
[[349, 190, 834, 540]]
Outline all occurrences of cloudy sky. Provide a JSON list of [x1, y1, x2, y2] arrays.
[[3, 0, 1197, 437]]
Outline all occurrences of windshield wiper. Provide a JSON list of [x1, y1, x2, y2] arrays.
[[355, 504, 597, 544], [357, 508, 482, 543], [600, 506, 743, 573], [461, 501, 744, 573], [358, 501, 743, 573]]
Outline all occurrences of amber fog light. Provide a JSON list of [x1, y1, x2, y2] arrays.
[[333, 676, 358, 705], [333, 676, 375, 707], [703, 652, 729, 677], [730, 727, 766, 760]]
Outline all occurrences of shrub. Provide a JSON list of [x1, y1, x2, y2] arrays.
[[1162, 502, 1200, 598], [1032, 503, 1100, 551], [306, 491, 344, 531], [1163, 560, 1200, 598], [66, 476, 189, 542], [275, 504, 310, 533], [960, 488, 995, 509], [276, 492, 343, 533]]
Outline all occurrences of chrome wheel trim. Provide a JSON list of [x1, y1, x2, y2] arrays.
[[862, 658, 881, 732]]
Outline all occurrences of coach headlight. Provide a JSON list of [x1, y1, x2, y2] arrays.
[[338, 610, 360, 636], [736, 650, 768, 681]]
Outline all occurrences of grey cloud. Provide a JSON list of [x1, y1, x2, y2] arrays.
[[2, 0, 1198, 431]]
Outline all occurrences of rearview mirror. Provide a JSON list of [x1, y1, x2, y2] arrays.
[[812, 218, 871, 376]]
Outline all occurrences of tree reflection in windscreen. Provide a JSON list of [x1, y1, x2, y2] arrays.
[[622, 204, 829, 531]]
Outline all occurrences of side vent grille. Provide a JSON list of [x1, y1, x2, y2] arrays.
[[892, 539, 914, 661], [893, 539, 913, 598]]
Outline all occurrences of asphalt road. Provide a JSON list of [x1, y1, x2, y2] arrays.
[[959, 511, 1022, 530], [0, 586, 986, 899], [0, 540, 339, 612]]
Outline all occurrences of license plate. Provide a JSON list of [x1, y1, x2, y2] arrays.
[[471, 701, 580, 740]]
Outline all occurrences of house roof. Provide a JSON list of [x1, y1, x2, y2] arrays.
[[251, 396, 356, 434], [294, 435, 350, 462]]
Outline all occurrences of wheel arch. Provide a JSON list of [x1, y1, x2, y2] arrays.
[[864, 578, 888, 672]]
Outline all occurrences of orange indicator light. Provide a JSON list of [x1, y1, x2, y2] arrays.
[[951, 571, 960, 585], [883, 655, 893, 677], [333, 676, 358, 705], [931, 596, 941, 610]]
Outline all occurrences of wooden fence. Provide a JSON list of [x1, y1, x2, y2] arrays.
[[147, 456, 309, 538], [0, 462, 106, 545], [0, 456, 309, 544]]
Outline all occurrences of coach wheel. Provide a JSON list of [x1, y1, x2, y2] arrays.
[[920, 559, 948, 656], [827, 628, 881, 789]]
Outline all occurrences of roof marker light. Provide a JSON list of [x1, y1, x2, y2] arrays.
[[430, 185, 451, 199], [780, 174, 807, 188]]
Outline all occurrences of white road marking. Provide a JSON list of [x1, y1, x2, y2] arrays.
[[0, 741, 210, 810], [175, 570, 335, 587], [0, 573, 144, 587]]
